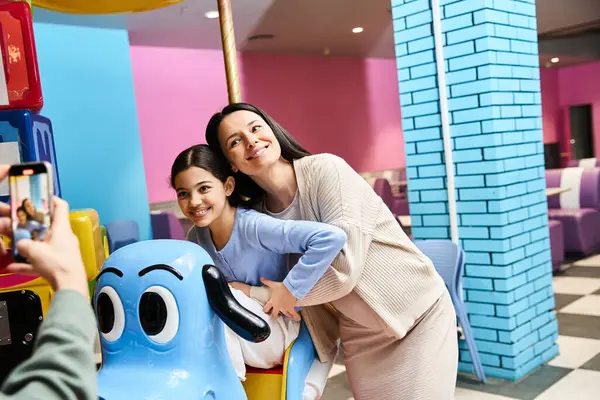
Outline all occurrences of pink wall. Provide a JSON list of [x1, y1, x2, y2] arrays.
[[132, 44, 598, 204], [540, 68, 560, 144], [131, 47, 240, 203], [242, 53, 404, 175], [557, 61, 600, 159], [131, 47, 404, 203], [541, 61, 600, 159]]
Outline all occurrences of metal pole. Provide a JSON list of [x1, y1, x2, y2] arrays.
[[217, 0, 242, 103], [432, 0, 459, 244]]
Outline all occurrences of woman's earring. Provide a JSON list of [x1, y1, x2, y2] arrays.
[[231, 165, 238, 173]]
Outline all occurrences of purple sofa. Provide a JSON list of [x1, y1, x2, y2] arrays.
[[150, 212, 186, 240], [392, 197, 410, 216], [568, 158, 600, 168], [373, 178, 395, 210], [546, 167, 600, 255], [373, 178, 409, 216]]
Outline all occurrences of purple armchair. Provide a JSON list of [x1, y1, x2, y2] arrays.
[[568, 158, 600, 168], [150, 212, 186, 240], [546, 167, 600, 255]]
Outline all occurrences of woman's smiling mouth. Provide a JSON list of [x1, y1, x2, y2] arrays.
[[247, 145, 269, 160]]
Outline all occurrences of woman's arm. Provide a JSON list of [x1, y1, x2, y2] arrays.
[[0, 290, 97, 400], [242, 212, 347, 300], [294, 154, 380, 307]]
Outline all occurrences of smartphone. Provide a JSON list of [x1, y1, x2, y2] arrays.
[[9, 162, 54, 263]]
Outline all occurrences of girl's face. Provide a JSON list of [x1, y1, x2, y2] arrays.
[[174, 167, 235, 228], [217, 110, 282, 177], [17, 210, 27, 224]]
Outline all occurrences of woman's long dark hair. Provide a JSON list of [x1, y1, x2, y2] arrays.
[[21, 198, 35, 221], [205, 103, 311, 207], [169, 144, 244, 207]]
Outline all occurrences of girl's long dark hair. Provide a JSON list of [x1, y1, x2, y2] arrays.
[[170, 144, 244, 207], [205, 103, 311, 207]]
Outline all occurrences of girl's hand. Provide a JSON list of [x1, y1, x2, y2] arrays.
[[230, 281, 251, 297], [260, 277, 301, 321]]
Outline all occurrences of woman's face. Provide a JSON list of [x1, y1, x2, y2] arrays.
[[173, 167, 234, 228], [217, 110, 282, 176], [23, 199, 34, 215]]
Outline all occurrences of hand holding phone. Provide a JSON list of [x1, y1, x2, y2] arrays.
[[8, 162, 53, 263], [0, 164, 89, 299]]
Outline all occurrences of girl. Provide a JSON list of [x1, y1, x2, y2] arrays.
[[205, 103, 458, 399], [170, 144, 346, 381]]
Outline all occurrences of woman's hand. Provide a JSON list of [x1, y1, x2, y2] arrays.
[[230, 281, 251, 297], [261, 277, 301, 321]]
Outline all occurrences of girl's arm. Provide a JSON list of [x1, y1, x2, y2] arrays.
[[241, 212, 347, 300]]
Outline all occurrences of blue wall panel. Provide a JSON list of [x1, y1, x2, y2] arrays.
[[33, 18, 151, 240]]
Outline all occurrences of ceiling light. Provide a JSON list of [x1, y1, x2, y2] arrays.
[[551, 57, 559, 63], [352, 27, 363, 33], [205, 10, 219, 19]]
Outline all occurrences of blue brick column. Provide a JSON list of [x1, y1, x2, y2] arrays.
[[392, 0, 558, 381]]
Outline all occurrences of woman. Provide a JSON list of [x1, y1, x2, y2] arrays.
[[22, 199, 45, 224], [205, 103, 458, 399]]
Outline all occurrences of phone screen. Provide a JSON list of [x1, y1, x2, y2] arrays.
[[9, 165, 52, 262]]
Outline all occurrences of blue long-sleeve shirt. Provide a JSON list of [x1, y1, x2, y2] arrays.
[[186, 208, 346, 299]]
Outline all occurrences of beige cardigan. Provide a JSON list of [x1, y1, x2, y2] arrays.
[[250, 153, 446, 362]]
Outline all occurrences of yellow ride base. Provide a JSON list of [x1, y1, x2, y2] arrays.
[[243, 370, 283, 400], [241, 338, 294, 400]]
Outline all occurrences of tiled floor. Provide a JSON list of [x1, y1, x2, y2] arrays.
[[321, 255, 600, 400]]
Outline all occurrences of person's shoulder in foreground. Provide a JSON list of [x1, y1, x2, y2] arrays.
[[0, 179, 98, 400], [0, 289, 98, 400]]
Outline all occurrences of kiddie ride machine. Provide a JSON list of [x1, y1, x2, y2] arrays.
[[95, 240, 334, 400], [0, 0, 108, 385]]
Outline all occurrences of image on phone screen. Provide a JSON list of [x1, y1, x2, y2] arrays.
[[9, 168, 51, 262]]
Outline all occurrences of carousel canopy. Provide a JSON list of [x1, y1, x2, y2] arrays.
[[31, 0, 183, 14]]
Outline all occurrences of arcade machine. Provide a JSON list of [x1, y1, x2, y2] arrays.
[[95, 240, 334, 400], [0, 1, 105, 384]]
